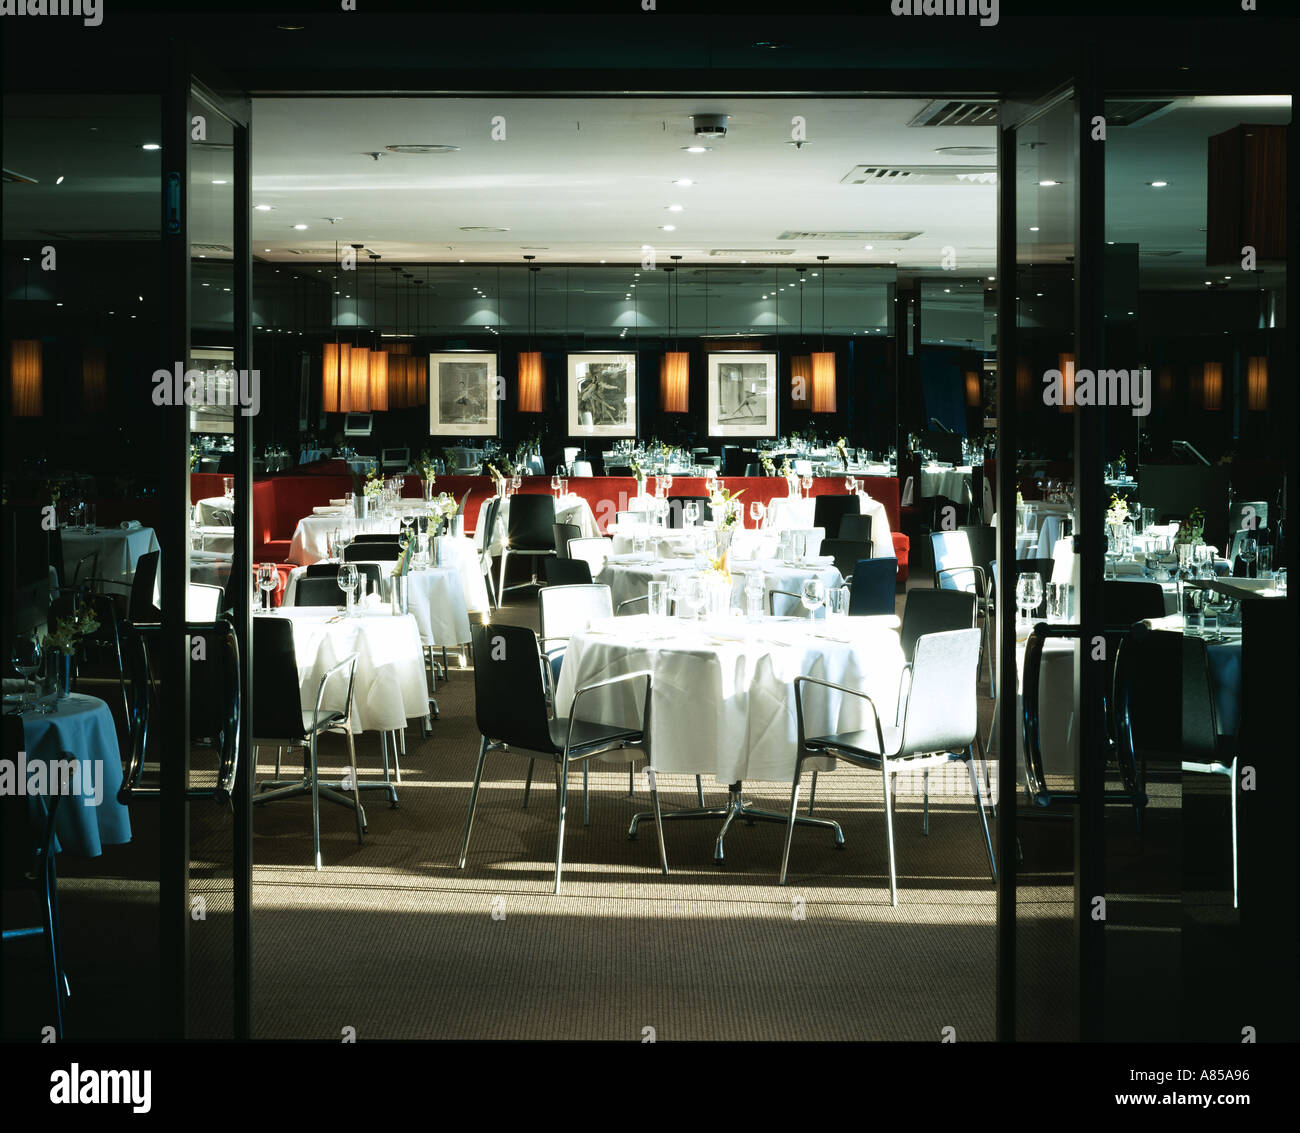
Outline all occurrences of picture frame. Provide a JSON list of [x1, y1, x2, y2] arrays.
[[567, 352, 637, 438], [707, 352, 778, 437], [428, 352, 500, 437]]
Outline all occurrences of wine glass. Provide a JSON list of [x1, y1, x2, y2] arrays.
[[337, 563, 359, 616], [684, 501, 700, 528], [844, 475, 856, 494], [800, 577, 826, 620], [662, 473, 673, 494], [560, 477, 569, 498], [551, 474, 562, 499], [678, 576, 704, 621], [11, 633, 42, 713], [800, 474, 813, 498], [749, 501, 765, 530], [1016, 572, 1043, 626], [511, 473, 522, 494], [257, 562, 278, 612], [1238, 534, 1258, 578], [400, 513, 415, 549]]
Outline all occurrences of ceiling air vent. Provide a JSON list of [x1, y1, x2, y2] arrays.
[[1105, 100, 1176, 127], [840, 165, 996, 185], [908, 100, 998, 128], [707, 249, 795, 256], [193, 242, 233, 254], [778, 230, 922, 241], [39, 229, 160, 241]]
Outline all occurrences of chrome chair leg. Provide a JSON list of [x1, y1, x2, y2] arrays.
[[394, 728, 404, 784], [881, 764, 898, 906], [1229, 761, 1239, 909], [346, 727, 365, 843], [779, 765, 803, 885], [554, 754, 570, 894], [498, 548, 510, 605], [647, 769, 669, 875], [458, 737, 490, 868], [522, 759, 535, 808], [808, 770, 818, 815], [923, 769, 930, 835], [309, 733, 323, 871], [274, 745, 283, 778], [966, 747, 997, 881], [695, 775, 704, 806], [582, 763, 590, 827]]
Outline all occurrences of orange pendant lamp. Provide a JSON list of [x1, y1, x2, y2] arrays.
[[82, 346, 107, 414], [414, 355, 427, 405], [1247, 356, 1268, 411], [368, 348, 389, 411], [1202, 361, 1223, 411], [660, 352, 689, 413], [349, 346, 371, 412], [10, 339, 43, 416], [811, 257, 836, 413]]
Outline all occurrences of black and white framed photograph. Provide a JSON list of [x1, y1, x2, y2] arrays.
[[428, 352, 499, 437], [707, 352, 777, 437], [567, 353, 637, 437]]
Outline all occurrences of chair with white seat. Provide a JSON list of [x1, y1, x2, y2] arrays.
[[930, 529, 994, 695], [571, 461, 594, 477], [781, 627, 995, 905], [567, 536, 612, 578], [458, 622, 665, 893], [186, 582, 224, 620]]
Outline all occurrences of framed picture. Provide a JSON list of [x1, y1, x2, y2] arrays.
[[707, 352, 777, 437], [428, 352, 499, 437], [567, 353, 637, 437]]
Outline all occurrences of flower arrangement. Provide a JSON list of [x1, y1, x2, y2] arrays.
[[487, 462, 506, 492], [188, 446, 199, 471], [629, 456, 644, 481], [710, 486, 745, 531], [1175, 507, 1205, 545], [363, 469, 384, 497], [43, 609, 100, 652], [390, 535, 416, 577], [760, 454, 775, 477], [1105, 493, 1130, 527], [702, 556, 731, 583], [45, 480, 62, 504], [779, 457, 794, 479], [418, 450, 438, 481], [835, 437, 849, 469], [430, 491, 459, 523]]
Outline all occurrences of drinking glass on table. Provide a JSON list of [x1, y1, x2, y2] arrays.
[[826, 585, 850, 622], [750, 501, 765, 530], [661, 474, 673, 494], [85, 503, 97, 535], [1238, 534, 1258, 578], [222, 476, 234, 500], [647, 579, 670, 620], [684, 501, 699, 528], [511, 473, 522, 494], [1015, 572, 1043, 626], [257, 562, 278, 612], [800, 577, 826, 620], [551, 474, 562, 498], [677, 576, 705, 621], [337, 563, 359, 616], [11, 633, 42, 713], [800, 474, 813, 497], [1275, 568, 1287, 595], [400, 513, 415, 548], [744, 570, 765, 620], [844, 475, 856, 494]]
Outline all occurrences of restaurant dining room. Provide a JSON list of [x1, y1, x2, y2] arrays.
[[1, 0, 1296, 1102]]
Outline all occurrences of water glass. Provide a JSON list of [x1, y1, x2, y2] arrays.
[[11, 633, 42, 713], [1274, 568, 1287, 595], [744, 572, 765, 621], [1046, 581, 1072, 623], [1182, 586, 1205, 635], [647, 579, 670, 619], [222, 476, 234, 499], [826, 586, 850, 621], [85, 503, 97, 534], [257, 562, 278, 612], [800, 577, 826, 620], [750, 501, 765, 530]]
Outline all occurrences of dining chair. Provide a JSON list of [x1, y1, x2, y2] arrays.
[[665, 496, 713, 529], [537, 582, 614, 697], [1113, 622, 1238, 906], [819, 538, 873, 584], [837, 513, 873, 544], [848, 558, 897, 616], [552, 521, 582, 558], [566, 536, 612, 579], [304, 561, 384, 596], [292, 576, 352, 607], [352, 533, 402, 543], [542, 557, 593, 586], [127, 549, 162, 624], [782, 628, 995, 905], [250, 616, 366, 871], [498, 494, 558, 599], [343, 541, 402, 562], [813, 495, 859, 540], [2, 716, 69, 1040], [477, 495, 502, 609], [459, 622, 665, 894]]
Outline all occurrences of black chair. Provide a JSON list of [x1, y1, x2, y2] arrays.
[[1113, 622, 1238, 905], [819, 538, 874, 584], [813, 495, 859, 541], [665, 496, 713, 529], [604, 464, 632, 477], [721, 445, 746, 476], [292, 577, 351, 607], [351, 533, 401, 543], [899, 589, 977, 663], [127, 549, 161, 623], [498, 494, 557, 598], [838, 513, 874, 544], [552, 521, 582, 559], [848, 558, 897, 616], [1102, 579, 1166, 626], [478, 494, 502, 609], [344, 541, 401, 562], [304, 560, 384, 597], [960, 525, 998, 595], [2, 716, 68, 1039], [542, 557, 593, 585], [459, 622, 664, 893], [250, 616, 366, 870], [743, 462, 764, 477]]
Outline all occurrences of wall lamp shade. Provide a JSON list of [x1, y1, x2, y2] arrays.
[[368, 349, 389, 411], [10, 339, 42, 416], [414, 356, 427, 405], [1202, 361, 1223, 410], [323, 342, 348, 413], [518, 351, 545, 413], [1057, 352, 1075, 413], [348, 346, 371, 412], [810, 351, 837, 413], [1247, 356, 1267, 411], [389, 354, 409, 409], [1158, 365, 1174, 402], [964, 370, 981, 408], [1016, 359, 1031, 407], [790, 355, 811, 405], [660, 351, 689, 413], [82, 346, 107, 414], [387, 342, 412, 355]]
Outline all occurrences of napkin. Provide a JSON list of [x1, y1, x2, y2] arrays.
[[329, 498, 348, 507], [120, 519, 142, 530], [312, 506, 339, 515]]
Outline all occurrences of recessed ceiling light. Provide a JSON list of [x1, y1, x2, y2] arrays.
[[458, 259, 465, 262], [1039, 180, 1061, 187], [254, 204, 273, 211], [1029, 226, 1040, 232], [276, 24, 304, 30], [212, 179, 228, 185], [863, 244, 873, 250], [667, 205, 684, 212], [599, 259, 606, 263], [141, 143, 160, 151], [660, 225, 676, 231], [682, 146, 711, 153], [386, 144, 459, 154], [1148, 180, 1168, 187], [292, 224, 308, 230], [55, 175, 64, 184], [672, 179, 694, 186], [264, 248, 271, 252]]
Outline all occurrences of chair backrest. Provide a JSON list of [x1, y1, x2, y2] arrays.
[[722, 445, 747, 476], [1113, 622, 1220, 765], [293, 576, 348, 606], [344, 541, 401, 562], [352, 533, 400, 543], [743, 462, 763, 477], [567, 537, 610, 578], [252, 616, 309, 741], [471, 622, 554, 751], [819, 538, 873, 583], [538, 583, 613, 643], [128, 550, 162, 623], [305, 561, 382, 592], [930, 530, 977, 593], [187, 582, 224, 621], [901, 475, 915, 507], [899, 628, 981, 754], [848, 558, 897, 616], [960, 524, 997, 580], [187, 618, 241, 801], [900, 589, 977, 663], [571, 461, 594, 477], [1102, 579, 1165, 626], [542, 557, 594, 585], [813, 494, 859, 537], [665, 496, 713, 529], [837, 513, 873, 543], [504, 494, 557, 550], [552, 521, 582, 558]]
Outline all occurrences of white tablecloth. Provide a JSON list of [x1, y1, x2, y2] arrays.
[[12, 693, 131, 856], [257, 608, 427, 734], [920, 465, 973, 501], [196, 496, 235, 525], [553, 614, 905, 784], [763, 492, 893, 561], [610, 523, 780, 560], [194, 525, 233, 554], [190, 550, 233, 589], [596, 555, 844, 617], [289, 507, 423, 565], [60, 526, 160, 589], [473, 493, 600, 556]]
